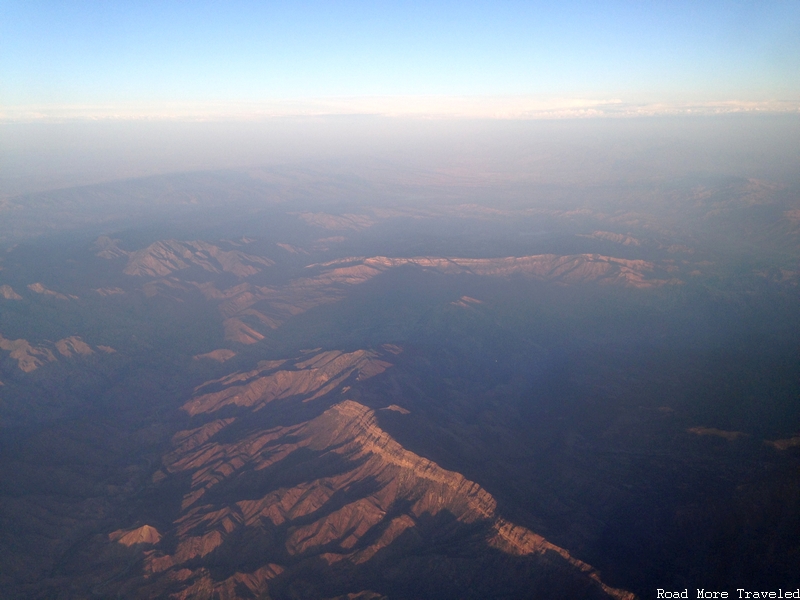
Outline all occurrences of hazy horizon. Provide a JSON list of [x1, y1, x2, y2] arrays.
[[4, 1, 797, 196], [2, 114, 799, 198]]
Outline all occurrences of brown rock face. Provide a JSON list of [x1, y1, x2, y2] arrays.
[[124, 240, 274, 278], [0, 334, 98, 371], [54, 336, 94, 358], [132, 244, 677, 353], [113, 348, 633, 599], [0, 284, 22, 300], [222, 317, 267, 344], [164, 564, 284, 600], [451, 295, 483, 308], [110, 525, 162, 546], [201, 252, 678, 348], [182, 349, 391, 417], [313, 253, 676, 289], [94, 286, 126, 296], [27, 282, 75, 299], [193, 349, 237, 362], [0, 334, 56, 372]]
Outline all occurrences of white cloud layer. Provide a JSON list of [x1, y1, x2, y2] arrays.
[[3, 97, 798, 122]]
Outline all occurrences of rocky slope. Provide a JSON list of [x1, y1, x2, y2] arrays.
[[316, 254, 677, 289], [96, 230, 684, 347], [101, 348, 633, 600], [167, 251, 679, 345], [0, 284, 23, 300], [0, 334, 104, 372], [183, 349, 391, 417], [124, 240, 275, 278]]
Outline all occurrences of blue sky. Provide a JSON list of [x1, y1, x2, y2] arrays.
[[1, 1, 799, 118]]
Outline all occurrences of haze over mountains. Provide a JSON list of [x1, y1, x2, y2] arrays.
[[0, 118, 799, 599]]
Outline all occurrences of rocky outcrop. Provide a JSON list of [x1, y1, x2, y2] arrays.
[[157, 564, 284, 600], [213, 263, 386, 340], [152, 400, 632, 598], [311, 253, 677, 289], [581, 231, 642, 246], [193, 349, 237, 362], [0, 334, 100, 372], [128, 347, 633, 599], [0, 285, 22, 300], [451, 295, 482, 308], [0, 334, 56, 372], [110, 525, 162, 546], [222, 317, 266, 344], [210, 251, 675, 348], [94, 287, 126, 296], [54, 336, 94, 358], [124, 240, 274, 278], [182, 349, 391, 417], [27, 282, 76, 300], [93, 236, 129, 259], [127, 241, 678, 349], [765, 436, 800, 451]]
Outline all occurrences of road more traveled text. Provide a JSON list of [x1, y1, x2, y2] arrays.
[[656, 590, 800, 599]]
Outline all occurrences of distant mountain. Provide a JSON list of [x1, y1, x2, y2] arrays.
[[0, 333, 107, 373], [122, 240, 275, 278]]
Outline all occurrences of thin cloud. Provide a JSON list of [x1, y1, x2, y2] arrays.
[[2, 98, 798, 123]]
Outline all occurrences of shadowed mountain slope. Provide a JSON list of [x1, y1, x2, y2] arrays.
[[104, 348, 633, 600]]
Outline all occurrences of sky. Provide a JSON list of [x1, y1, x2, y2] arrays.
[[2, 1, 799, 195], [2, 0, 799, 120]]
